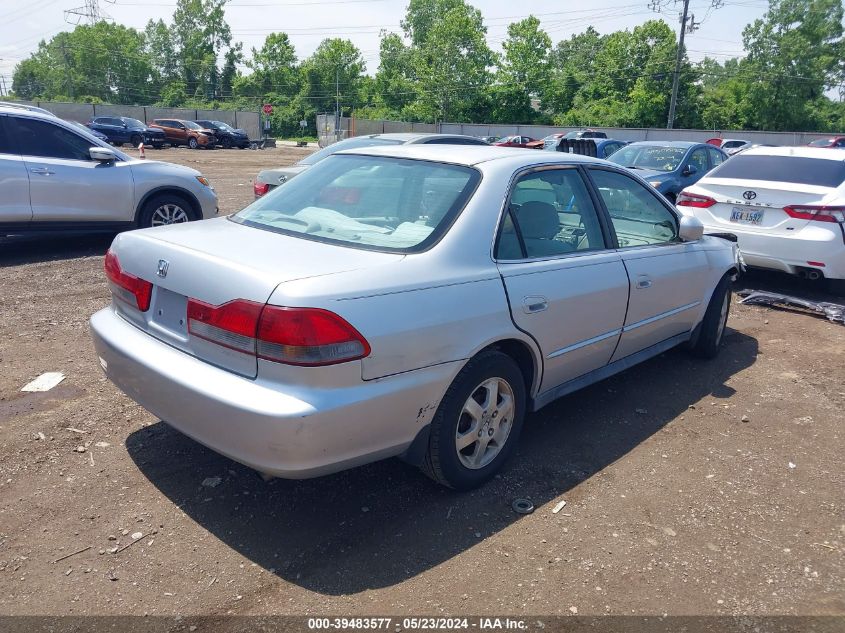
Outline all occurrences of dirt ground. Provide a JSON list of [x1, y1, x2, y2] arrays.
[[0, 146, 843, 623]]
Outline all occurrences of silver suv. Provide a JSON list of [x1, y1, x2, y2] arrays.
[[0, 106, 218, 234]]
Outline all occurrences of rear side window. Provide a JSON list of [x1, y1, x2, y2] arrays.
[[499, 168, 606, 259], [11, 117, 93, 160], [0, 117, 16, 153], [709, 155, 845, 188]]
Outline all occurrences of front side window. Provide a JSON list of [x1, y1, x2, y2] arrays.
[[12, 117, 94, 161], [233, 154, 479, 252], [689, 148, 708, 173], [590, 168, 679, 248], [496, 168, 606, 259]]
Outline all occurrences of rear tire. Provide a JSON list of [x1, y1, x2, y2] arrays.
[[421, 350, 526, 490], [138, 194, 194, 229], [687, 274, 732, 359]]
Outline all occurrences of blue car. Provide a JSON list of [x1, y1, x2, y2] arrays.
[[608, 141, 728, 204], [68, 120, 108, 141], [544, 137, 628, 159], [87, 116, 166, 148]]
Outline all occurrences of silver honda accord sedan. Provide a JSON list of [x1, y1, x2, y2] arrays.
[[90, 145, 740, 490]]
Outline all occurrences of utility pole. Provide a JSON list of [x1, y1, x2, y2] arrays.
[[335, 67, 341, 142], [651, 0, 718, 129], [666, 0, 691, 129]]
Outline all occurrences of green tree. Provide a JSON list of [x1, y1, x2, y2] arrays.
[[235, 33, 300, 99], [402, 0, 495, 122], [11, 23, 153, 104], [300, 38, 366, 115], [171, 0, 234, 100], [741, 0, 844, 130], [371, 31, 416, 116], [544, 27, 604, 116]]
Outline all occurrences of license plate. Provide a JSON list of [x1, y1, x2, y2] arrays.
[[730, 207, 764, 225]]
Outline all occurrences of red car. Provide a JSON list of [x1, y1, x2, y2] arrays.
[[494, 135, 538, 148], [807, 136, 845, 149]]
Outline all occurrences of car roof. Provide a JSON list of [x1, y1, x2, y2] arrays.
[[337, 143, 608, 167], [364, 132, 484, 143], [738, 145, 845, 161], [624, 140, 700, 148]]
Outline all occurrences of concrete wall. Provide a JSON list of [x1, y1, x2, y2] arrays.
[[16, 101, 261, 139], [340, 117, 842, 147]]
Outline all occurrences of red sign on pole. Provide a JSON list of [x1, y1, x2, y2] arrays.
[[262, 104, 273, 115]]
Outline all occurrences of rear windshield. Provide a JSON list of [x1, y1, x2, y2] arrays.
[[299, 137, 403, 166], [708, 154, 845, 187], [232, 154, 480, 253]]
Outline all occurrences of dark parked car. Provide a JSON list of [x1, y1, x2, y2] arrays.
[[87, 116, 166, 148], [545, 137, 627, 159], [68, 120, 108, 141], [608, 141, 728, 204], [194, 120, 250, 149]]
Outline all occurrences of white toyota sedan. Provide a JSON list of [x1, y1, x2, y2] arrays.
[[91, 145, 739, 490], [676, 146, 845, 294]]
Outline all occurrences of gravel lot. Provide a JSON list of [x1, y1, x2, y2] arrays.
[[0, 146, 843, 621]]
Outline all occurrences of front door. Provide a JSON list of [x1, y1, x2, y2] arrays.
[[587, 167, 710, 361], [496, 167, 630, 393], [9, 116, 135, 224]]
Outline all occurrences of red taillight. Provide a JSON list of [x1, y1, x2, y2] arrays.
[[104, 249, 152, 312], [783, 205, 845, 224], [253, 181, 269, 197], [257, 306, 370, 366], [677, 191, 717, 208], [187, 299, 263, 354], [186, 299, 370, 366]]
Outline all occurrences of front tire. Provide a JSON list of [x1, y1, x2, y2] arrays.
[[138, 194, 193, 229], [130, 134, 142, 148], [188, 137, 199, 150], [687, 274, 731, 359], [221, 136, 233, 149], [422, 350, 526, 490]]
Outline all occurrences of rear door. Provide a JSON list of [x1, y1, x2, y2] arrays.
[[0, 115, 32, 223], [9, 115, 135, 224], [685, 154, 845, 236], [496, 166, 630, 393], [588, 167, 710, 361]]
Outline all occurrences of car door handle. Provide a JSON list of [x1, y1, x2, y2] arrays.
[[636, 275, 652, 289], [522, 296, 548, 314], [30, 167, 55, 176]]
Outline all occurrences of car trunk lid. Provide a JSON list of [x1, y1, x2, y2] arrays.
[[107, 217, 403, 377], [685, 178, 836, 236]]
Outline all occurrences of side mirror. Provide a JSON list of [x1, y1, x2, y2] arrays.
[[683, 164, 698, 177], [679, 214, 704, 242], [90, 147, 117, 162]]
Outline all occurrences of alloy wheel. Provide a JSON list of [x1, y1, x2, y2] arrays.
[[455, 377, 515, 470], [150, 203, 189, 226]]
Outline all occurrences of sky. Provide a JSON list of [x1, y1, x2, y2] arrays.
[[0, 0, 774, 93]]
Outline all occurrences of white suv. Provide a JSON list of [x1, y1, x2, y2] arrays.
[[0, 106, 218, 234]]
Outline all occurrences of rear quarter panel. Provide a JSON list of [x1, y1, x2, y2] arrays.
[[268, 257, 535, 382]]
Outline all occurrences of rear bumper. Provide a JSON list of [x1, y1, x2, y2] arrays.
[[90, 307, 456, 478], [701, 223, 845, 280]]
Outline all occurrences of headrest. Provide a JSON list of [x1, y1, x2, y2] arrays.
[[514, 201, 559, 240]]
